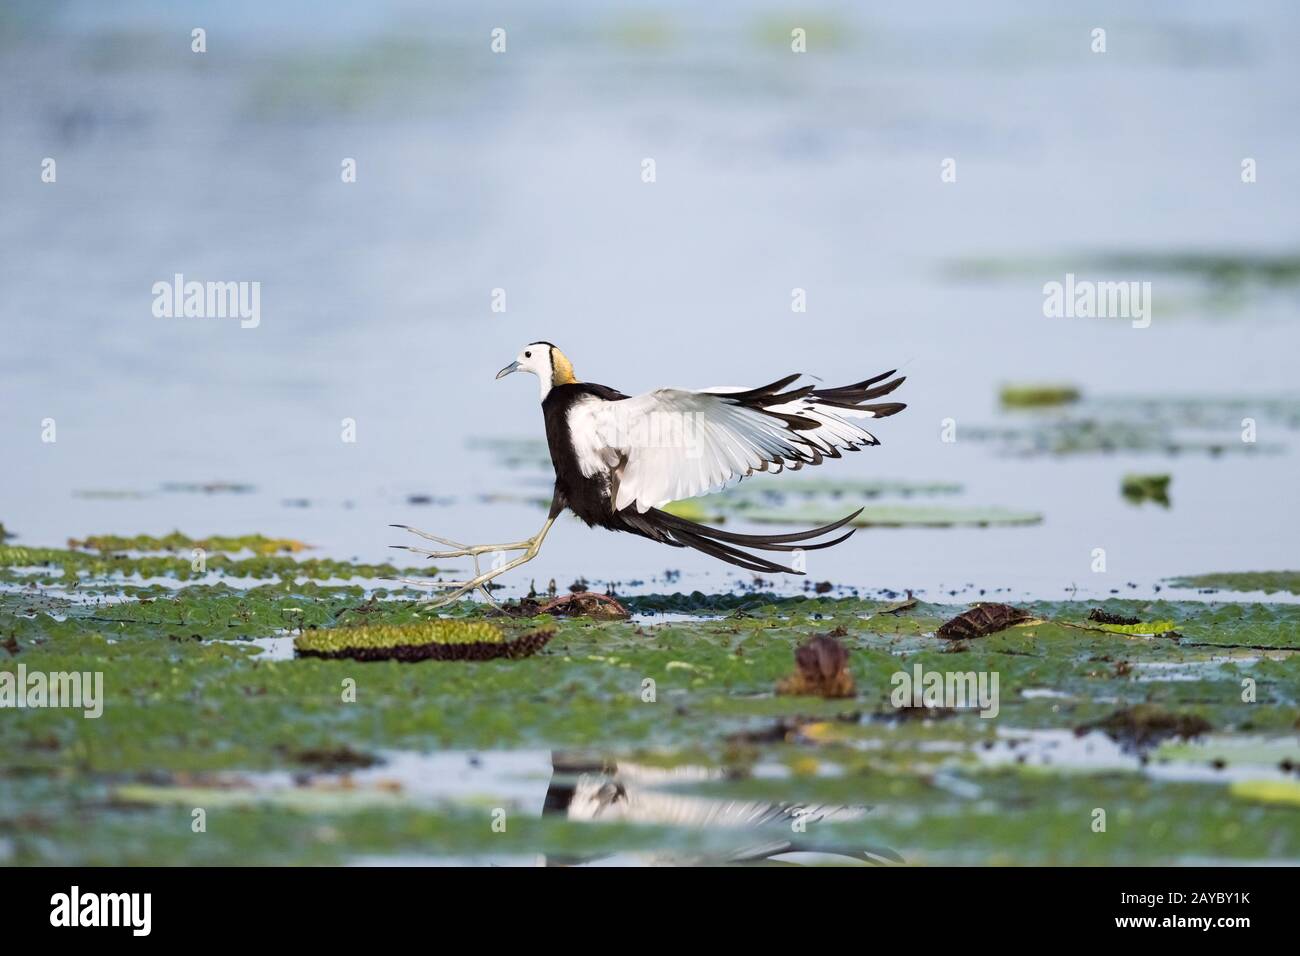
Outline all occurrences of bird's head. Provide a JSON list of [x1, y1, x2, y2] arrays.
[[496, 342, 577, 400]]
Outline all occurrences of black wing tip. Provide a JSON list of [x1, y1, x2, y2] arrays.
[[866, 402, 907, 418], [641, 507, 862, 567], [724, 373, 807, 405], [811, 372, 906, 407], [648, 506, 855, 545]]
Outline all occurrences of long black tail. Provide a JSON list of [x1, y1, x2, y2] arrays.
[[622, 507, 863, 575]]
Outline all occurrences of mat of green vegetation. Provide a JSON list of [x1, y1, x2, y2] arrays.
[[1167, 571, 1300, 595], [2, 540, 1297, 866]]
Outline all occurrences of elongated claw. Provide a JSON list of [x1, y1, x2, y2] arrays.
[[390, 525, 534, 559], [389, 544, 471, 560], [393, 577, 469, 589], [388, 516, 557, 609]]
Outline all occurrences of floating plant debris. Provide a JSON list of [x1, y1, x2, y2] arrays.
[[1166, 570, 1300, 595], [0, 544, 429, 584], [999, 384, 1081, 408], [160, 481, 256, 495], [67, 533, 310, 555], [537, 592, 629, 620], [293, 619, 554, 662], [776, 634, 855, 698], [878, 592, 917, 615], [498, 591, 629, 620], [947, 250, 1300, 290], [936, 603, 1032, 640], [279, 745, 380, 770], [661, 499, 728, 523], [1230, 779, 1300, 808], [966, 393, 1300, 459], [718, 477, 964, 501], [1091, 619, 1178, 637], [557, 476, 1026, 531], [743, 505, 1042, 529], [1121, 473, 1171, 507], [1088, 609, 1140, 626], [1076, 704, 1212, 750]]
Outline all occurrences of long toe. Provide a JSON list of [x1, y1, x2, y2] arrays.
[[389, 544, 468, 559]]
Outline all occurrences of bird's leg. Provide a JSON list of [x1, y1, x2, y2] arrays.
[[462, 550, 503, 611], [389, 524, 538, 560], [394, 517, 557, 608]]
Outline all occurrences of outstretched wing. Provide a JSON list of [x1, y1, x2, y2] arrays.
[[568, 371, 905, 513]]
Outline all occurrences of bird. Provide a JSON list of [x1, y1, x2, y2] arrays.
[[393, 342, 905, 606]]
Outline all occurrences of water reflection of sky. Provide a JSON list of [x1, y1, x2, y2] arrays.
[[2, 1, 1298, 599]]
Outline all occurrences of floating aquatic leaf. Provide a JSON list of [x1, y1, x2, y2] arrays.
[[538, 592, 629, 620], [1229, 780, 1300, 807], [1157, 737, 1300, 767], [743, 505, 1042, 529], [67, 533, 310, 555], [1166, 571, 1300, 595], [160, 481, 256, 495], [114, 783, 408, 813], [661, 499, 727, 523], [878, 592, 917, 615], [966, 393, 1300, 459], [1121, 473, 1171, 507], [0, 544, 429, 584], [999, 384, 1081, 408], [936, 603, 1032, 640], [294, 619, 554, 662], [601, 480, 971, 528], [1088, 608, 1139, 626], [1095, 620, 1178, 637], [948, 251, 1300, 289], [1076, 704, 1212, 749], [726, 477, 964, 501]]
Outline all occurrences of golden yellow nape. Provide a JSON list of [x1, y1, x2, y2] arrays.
[[551, 347, 578, 386]]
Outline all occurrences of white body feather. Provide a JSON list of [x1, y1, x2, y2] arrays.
[[566, 384, 886, 513]]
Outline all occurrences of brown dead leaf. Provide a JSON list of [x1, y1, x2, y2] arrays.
[[936, 603, 1031, 641]]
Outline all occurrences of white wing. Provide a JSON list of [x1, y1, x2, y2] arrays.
[[566, 372, 905, 514]]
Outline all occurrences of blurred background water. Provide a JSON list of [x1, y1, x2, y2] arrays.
[[2, 0, 1298, 600]]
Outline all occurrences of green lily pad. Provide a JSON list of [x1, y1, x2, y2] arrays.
[[948, 250, 1300, 289], [727, 478, 964, 500], [294, 619, 554, 662], [999, 384, 1081, 408], [1229, 780, 1300, 807], [67, 533, 311, 555], [1095, 620, 1179, 637], [742, 505, 1042, 529], [115, 783, 409, 813], [1166, 571, 1300, 595], [1122, 473, 1171, 507]]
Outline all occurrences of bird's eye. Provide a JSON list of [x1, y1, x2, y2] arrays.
[[524, 351, 531, 358]]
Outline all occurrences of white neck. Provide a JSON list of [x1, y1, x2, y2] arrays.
[[537, 375, 553, 402]]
